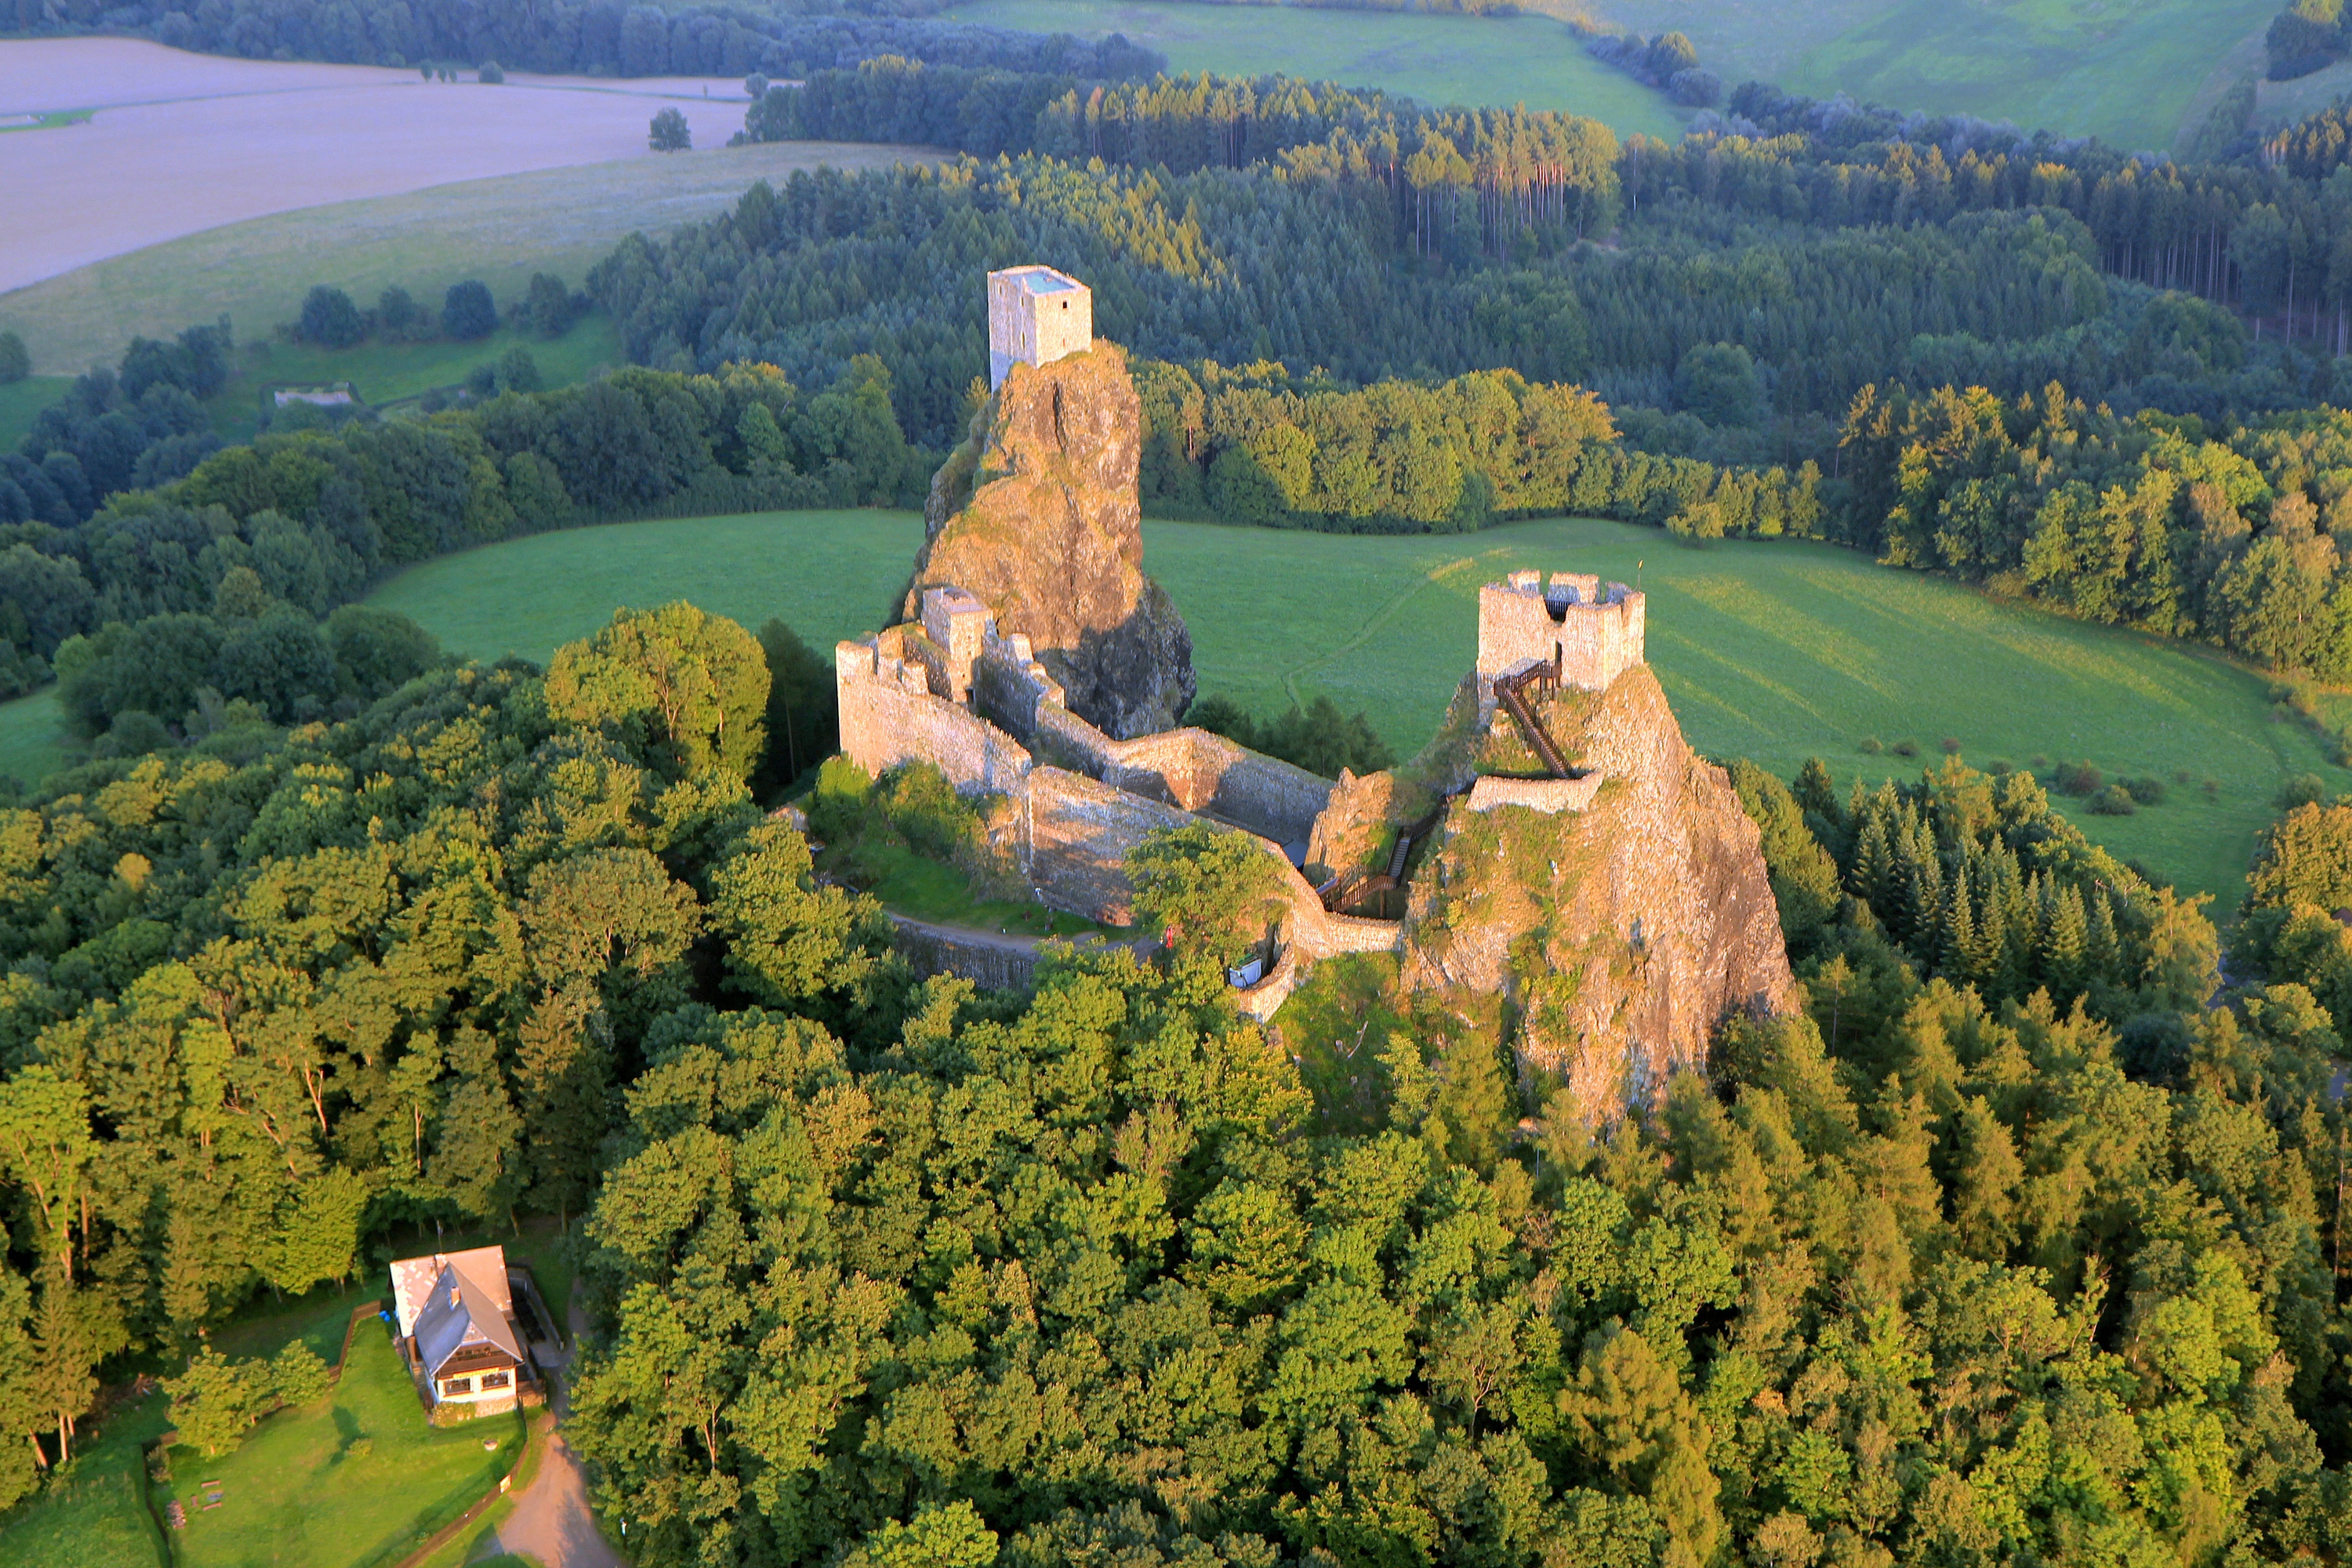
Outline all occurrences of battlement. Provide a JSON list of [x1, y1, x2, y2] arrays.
[[1477, 568, 1645, 693], [987, 266, 1093, 390]]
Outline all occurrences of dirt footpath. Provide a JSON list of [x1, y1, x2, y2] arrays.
[[0, 38, 761, 293], [475, 1288, 622, 1568]]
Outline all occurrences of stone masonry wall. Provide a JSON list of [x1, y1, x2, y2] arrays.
[[1020, 766, 1196, 923], [837, 634, 1035, 797], [1478, 572, 1646, 693], [972, 633, 1065, 742], [1465, 775, 1605, 815], [889, 916, 1041, 992]]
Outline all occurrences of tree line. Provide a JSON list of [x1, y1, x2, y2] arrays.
[[0, 355, 924, 760], [7, 592, 2352, 1566], [0, 0, 1162, 82]]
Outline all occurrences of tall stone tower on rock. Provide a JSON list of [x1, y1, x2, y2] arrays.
[[907, 321, 1194, 739]]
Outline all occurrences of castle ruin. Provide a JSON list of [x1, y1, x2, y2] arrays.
[[836, 268, 1789, 1080], [837, 564, 1645, 1012], [1477, 570, 1646, 695], [987, 265, 1093, 390]]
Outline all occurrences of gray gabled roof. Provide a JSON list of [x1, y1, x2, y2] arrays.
[[412, 1261, 525, 1381]]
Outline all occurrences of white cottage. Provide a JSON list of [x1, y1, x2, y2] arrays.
[[389, 1246, 528, 1413]]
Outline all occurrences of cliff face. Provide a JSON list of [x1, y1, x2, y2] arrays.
[[1400, 666, 1792, 1115], [907, 342, 1196, 739]]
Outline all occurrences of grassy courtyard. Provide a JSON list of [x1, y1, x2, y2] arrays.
[[165, 1320, 519, 1568]]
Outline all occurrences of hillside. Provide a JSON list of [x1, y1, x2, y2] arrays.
[[326, 508, 2352, 909]]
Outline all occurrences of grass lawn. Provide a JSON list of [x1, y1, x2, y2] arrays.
[[0, 140, 943, 376], [368, 509, 2352, 910], [850, 837, 1116, 936], [942, 0, 1685, 138], [0, 375, 71, 444], [0, 1388, 171, 1568], [211, 316, 626, 443], [167, 1321, 520, 1568], [0, 683, 72, 792]]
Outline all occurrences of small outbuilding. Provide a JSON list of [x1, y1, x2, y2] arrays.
[[389, 1246, 528, 1414]]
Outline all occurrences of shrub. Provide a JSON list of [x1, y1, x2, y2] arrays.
[[2278, 771, 2328, 809], [271, 1341, 332, 1407], [162, 1348, 274, 1457], [2174, 767, 2194, 784], [478, 60, 504, 83], [0, 330, 27, 384], [650, 106, 692, 152], [2123, 775, 2167, 805], [296, 285, 366, 349], [2088, 784, 2138, 815], [1891, 738, 1920, 757], [1940, 736, 1961, 753], [376, 285, 426, 340], [2204, 776, 2222, 797], [1858, 737, 1883, 755], [525, 271, 575, 337], [2053, 760, 2103, 796], [441, 280, 497, 340], [1988, 759, 2014, 775], [496, 345, 543, 394], [2031, 753, 2050, 771]]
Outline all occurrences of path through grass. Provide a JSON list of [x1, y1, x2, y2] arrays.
[[360, 508, 2352, 909], [942, 0, 1684, 137]]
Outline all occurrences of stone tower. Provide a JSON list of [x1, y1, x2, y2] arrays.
[[988, 265, 1093, 389], [1477, 569, 1646, 693]]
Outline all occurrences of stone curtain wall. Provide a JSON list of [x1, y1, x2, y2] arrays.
[[837, 633, 1036, 797], [1020, 767, 1196, 922], [1477, 573, 1646, 694], [1465, 775, 1605, 815], [840, 622, 1381, 951]]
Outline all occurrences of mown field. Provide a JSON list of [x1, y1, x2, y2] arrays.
[[352, 508, 2346, 909], [0, 503, 2324, 906], [0, 38, 764, 302], [0, 140, 942, 376], [1588, 0, 2276, 152], [939, 0, 1685, 137]]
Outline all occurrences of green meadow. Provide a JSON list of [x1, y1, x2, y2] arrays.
[[940, 0, 1685, 139], [0, 1389, 170, 1568], [0, 376, 70, 447], [0, 506, 2322, 909], [211, 315, 624, 441], [352, 509, 2345, 910], [1588, 0, 2276, 152], [167, 1323, 519, 1568], [0, 140, 943, 376]]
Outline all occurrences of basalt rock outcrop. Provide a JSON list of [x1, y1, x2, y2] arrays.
[[1401, 666, 1793, 1114], [906, 341, 1195, 739]]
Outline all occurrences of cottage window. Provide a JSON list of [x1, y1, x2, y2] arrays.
[[441, 1377, 473, 1396], [479, 1370, 511, 1390]]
